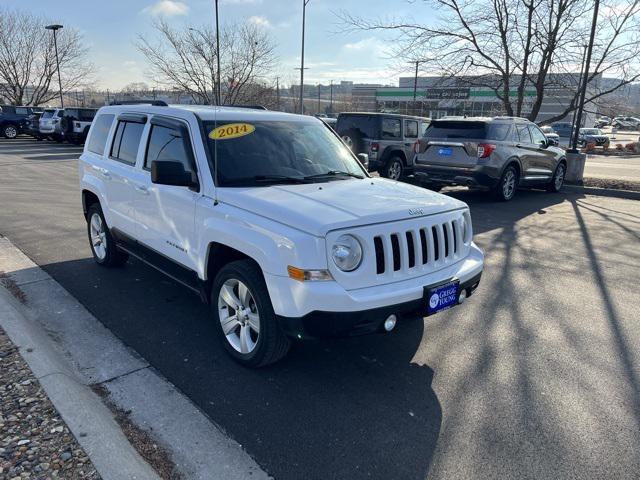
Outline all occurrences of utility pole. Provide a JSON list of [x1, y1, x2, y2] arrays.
[[570, 45, 588, 145], [45, 24, 64, 108], [299, 0, 311, 114], [106, 89, 110, 105], [330, 80, 333, 114], [317, 84, 321, 113], [214, 0, 222, 105], [412, 61, 419, 102], [276, 77, 280, 111], [570, 0, 600, 151]]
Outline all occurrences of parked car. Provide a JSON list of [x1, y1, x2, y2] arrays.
[[540, 125, 560, 146], [550, 122, 575, 137], [336, 112, 431, 180], [79, 103, 484, 366], [39, 108, 65, 141], [611, 116, 640, 131], [61, 108, 97, 144], [24, 112, 44, 140], [0, 105, 36, 139], [578, 128, 610, 149], [414, 116, 567, 201], [594, 116, 611, 128]]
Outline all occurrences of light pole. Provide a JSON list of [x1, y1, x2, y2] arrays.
[[409, 60, 423, 115], [214, 0, 222, 105], [45, 24, 64, 108], [570, 0, 600, 151], [569, 45, 588, 148], [299, 0, 311, 114], [330, 80, 333, 114]]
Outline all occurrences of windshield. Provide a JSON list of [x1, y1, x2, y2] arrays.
[[581, 129, 602, 135], [205, 120, 367, 187], [41, 110, 54, 119]]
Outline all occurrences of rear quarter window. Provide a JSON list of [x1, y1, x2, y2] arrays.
[[87, 114, 115, 155], [336, 115, 379, 139]]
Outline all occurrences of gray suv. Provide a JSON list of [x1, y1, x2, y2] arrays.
[[414, 117, 567, 201], [336, 113, 430, 180]]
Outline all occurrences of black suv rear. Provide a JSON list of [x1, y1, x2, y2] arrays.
[[336, 112, 430, 180], [0, 105, 36, 139], [414, 117, 567, 201]]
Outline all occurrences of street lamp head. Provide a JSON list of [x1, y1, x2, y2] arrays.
[[45, 24, 64, 31]]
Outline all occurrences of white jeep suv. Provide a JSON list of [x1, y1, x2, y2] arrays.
[[79, 103, 484, 367]]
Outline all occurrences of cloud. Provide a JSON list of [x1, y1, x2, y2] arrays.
[[142, 1, 189, 16], [247, 15, 271, 28], [221, 0, 263, 4]]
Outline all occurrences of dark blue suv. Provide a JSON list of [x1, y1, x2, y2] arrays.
[[0, 105, 37, 139]]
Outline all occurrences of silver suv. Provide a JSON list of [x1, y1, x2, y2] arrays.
[[414, 116, 567, 201]]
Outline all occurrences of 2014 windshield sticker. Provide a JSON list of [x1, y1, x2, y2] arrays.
[[209, 123, 255, 140]]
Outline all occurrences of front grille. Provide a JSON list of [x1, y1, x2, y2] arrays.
[[372, 217, 467, 275]]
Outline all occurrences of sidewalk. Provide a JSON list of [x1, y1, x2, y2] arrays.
[[0, 326, 100, 479], [0, 235, 269, 480]]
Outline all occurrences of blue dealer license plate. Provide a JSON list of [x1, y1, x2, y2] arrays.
[[438, 147, 452, 156], [425, 280, 459, 315]]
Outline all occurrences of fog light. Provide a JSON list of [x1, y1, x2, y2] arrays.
[[458, 289, 467, 304], [384, 315, 397, 332]]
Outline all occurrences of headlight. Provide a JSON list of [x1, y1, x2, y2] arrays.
[[331, 234, 363, 271]]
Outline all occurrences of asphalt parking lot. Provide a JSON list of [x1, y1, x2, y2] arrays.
[[1, 137, 640, 479]]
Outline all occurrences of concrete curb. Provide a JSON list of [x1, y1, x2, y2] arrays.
[[0, 236, 270, 480], [564, 184, 640, 201]]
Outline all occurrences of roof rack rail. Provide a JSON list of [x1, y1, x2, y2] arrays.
[[110, 100, 168, 106], [223, 105, 268, 110]]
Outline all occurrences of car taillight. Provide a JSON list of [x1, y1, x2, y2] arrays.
[[477, 143, 496, 158], [413, 140, 420, 153], [370, 142, 379, 152]]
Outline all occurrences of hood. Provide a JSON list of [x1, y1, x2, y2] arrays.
[[218, 178, 467, 237]]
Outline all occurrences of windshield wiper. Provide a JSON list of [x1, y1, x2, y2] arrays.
[[304, 170, 364, 180]]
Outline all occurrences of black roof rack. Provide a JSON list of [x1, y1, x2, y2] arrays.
[[110, 100, 168, 107], [223, 105, 268, 110]]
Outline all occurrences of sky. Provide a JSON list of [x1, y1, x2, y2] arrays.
[[5, 0, 437, 90]]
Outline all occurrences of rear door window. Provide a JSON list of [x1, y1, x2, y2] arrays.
[[424, 121, 487, 139], [15, 107, 29, 115], [404, 120, 418, 138], [110, 121, 145, 165], [87, 114, 115, 155], [381, 118, 401, 139]]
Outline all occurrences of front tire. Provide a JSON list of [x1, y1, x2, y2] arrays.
[[546, 162, 566, 192], [212, 260, 290, 367], [494, 165, 519, 201], [381, 156, 404, 181], [86, 204, 129, 267]]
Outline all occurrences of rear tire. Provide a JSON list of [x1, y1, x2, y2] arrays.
[[494, 165, 519, 201], [2, 124, 18, 139], [86, 204, 129, 267], [546, 162, 566, 192], [381, 156, 404, 181], [212, 260, 290, 367]]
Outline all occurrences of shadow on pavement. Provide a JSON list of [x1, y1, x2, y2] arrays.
[[33, 256, 442, 480]]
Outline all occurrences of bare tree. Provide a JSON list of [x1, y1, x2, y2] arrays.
[[0, 9, 93, 106], [339, 0, 640, 123], [136, 19, 278, 106]]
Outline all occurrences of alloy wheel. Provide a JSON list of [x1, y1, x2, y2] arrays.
[[4, 126, 17, 139], [503, 170, 516, 199], [89, 213, 107, 260], [217, 279, 261, 354], [388, 160, 402, 180], [554, 164, 565, 190]]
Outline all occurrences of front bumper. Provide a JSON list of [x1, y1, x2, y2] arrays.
[[413, 163, 501, 189], [266, 243, 484, 338]]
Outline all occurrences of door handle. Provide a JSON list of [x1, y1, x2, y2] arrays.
[[134, 185, 149, 195]]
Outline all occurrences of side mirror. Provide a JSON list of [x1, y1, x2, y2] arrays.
[[151, 160, 198, 189], [357, 153, 369, 168]]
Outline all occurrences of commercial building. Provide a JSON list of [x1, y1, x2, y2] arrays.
[[352, 74, 601, 125]]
